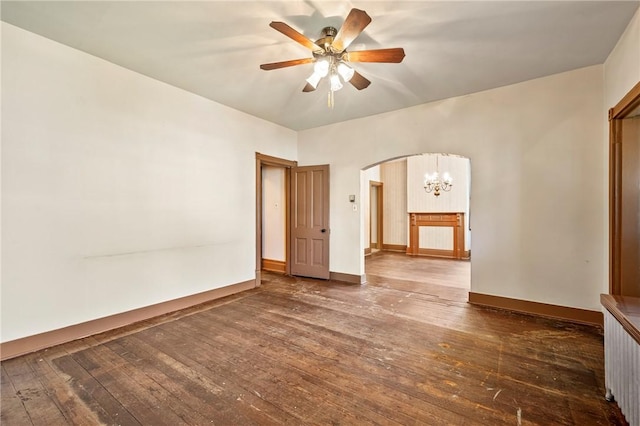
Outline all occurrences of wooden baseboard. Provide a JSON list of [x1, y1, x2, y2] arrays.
[[406, 247, 470, 260], [262, 258, 286, 273], [382, 244, 407, 252], [330, 271, 366, 285], [469, 292, 603, 326], [0, 279, 256, 361], [364, 247, 372, 256]]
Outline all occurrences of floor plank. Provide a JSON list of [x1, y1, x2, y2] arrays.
[[0, 252, 628, 425]]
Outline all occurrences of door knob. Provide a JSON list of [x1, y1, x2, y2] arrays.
[[321, 228, 327, 233]]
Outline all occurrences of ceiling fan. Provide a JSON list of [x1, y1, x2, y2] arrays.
[[260, 8, 405, 102]]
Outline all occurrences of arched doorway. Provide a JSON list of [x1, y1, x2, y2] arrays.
[[362, 153, 471, 299]]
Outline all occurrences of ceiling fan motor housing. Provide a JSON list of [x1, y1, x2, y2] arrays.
[[316, 26, 338, 52]]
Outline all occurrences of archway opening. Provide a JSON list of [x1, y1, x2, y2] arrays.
[[362, 153, 471, 299]]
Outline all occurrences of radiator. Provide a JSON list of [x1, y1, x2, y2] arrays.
[[604, 309, 640, 426]]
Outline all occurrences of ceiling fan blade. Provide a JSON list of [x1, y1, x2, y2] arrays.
[[269, 21, 323, 52], [345, 48, 406, 63], [349, 71, 371, 90], [260, 58, 314, 70], [331, 8, 372, 52], [302, 83, 316, 92]]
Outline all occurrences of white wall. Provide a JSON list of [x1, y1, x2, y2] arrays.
[[262, 166, 286, 261], [298, 65, 605, 311], [1, 23, 297, 343]]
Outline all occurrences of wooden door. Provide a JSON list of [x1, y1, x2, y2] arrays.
[[619, 116, 640, 296], [291, 165, 330, 279]]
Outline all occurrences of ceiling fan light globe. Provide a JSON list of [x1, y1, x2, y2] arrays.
[[314, 59, 330, 77], [337, 63, 354, 82], [306, 72, 322, 89], [330, 73, 343, 91]]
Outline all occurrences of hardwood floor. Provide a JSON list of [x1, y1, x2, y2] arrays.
[[1, 253, 627, 425]]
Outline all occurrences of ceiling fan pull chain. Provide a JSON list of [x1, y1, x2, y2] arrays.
[[328, 90, 334, 109]]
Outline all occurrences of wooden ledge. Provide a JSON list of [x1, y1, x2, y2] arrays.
[[601, 294, 640, 345]]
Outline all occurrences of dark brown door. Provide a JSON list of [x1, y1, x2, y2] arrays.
[[291, 165, 330, 279]]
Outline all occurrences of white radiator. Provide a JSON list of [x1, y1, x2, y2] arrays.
[[604, 309, 640, 426]]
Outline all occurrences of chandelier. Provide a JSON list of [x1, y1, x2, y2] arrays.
[[424, 155, 453, 197]]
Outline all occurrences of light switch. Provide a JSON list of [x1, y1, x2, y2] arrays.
[[352, 204, 358, 211]]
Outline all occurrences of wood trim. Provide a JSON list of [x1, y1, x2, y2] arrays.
[[608, 82, 640, 295], [369, 181, 383, 250], [330, 271, 365, 284], [414, 248, 470, 260], [610, 80, 640, 119], [262, 258, 286, 273], [364, 247, 372, 256], [407, 212, 465, 259], [255, 153, 297, 286], [609, 117, 622, 294], [382, 244, 407, 252], [0, 279, 256, 361], [256, 156, 262, 286], [256, 152, 297, 168], [468, 292, 603, 326], [601, 294, 640, 345]]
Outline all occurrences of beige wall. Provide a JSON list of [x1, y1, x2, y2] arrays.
[[1, 23, 297, 343], [299, 64, 605, 311]]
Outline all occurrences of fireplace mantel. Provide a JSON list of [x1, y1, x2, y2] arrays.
[[406, 212, 467, 259]]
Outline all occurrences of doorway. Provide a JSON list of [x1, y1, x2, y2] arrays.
[[369, 181, 383, 254], [255, 153, 295, 286], [255, 153, 331, 285], [609, 81, 640, 297], [363, 153, 472, 296]]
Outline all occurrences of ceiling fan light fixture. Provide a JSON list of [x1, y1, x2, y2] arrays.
[[337, 62, 354, 82], [330, 73, 343, 92], [306, 72, 322, 89], [260, 8, 406, 103], [313, 58, 330, 77]]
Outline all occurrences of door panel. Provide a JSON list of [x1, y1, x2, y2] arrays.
[[291, 165, 330, 279]]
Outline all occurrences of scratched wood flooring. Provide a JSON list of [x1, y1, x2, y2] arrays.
[[1, 252, 628, 425]]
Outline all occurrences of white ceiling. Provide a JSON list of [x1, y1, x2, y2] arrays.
[[2, 1, 638, 131]]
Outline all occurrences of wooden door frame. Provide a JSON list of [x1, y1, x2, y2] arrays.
[[369, 181, 383, 250], [255, 153, 297, 287], [609, 81, 640, 295]]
